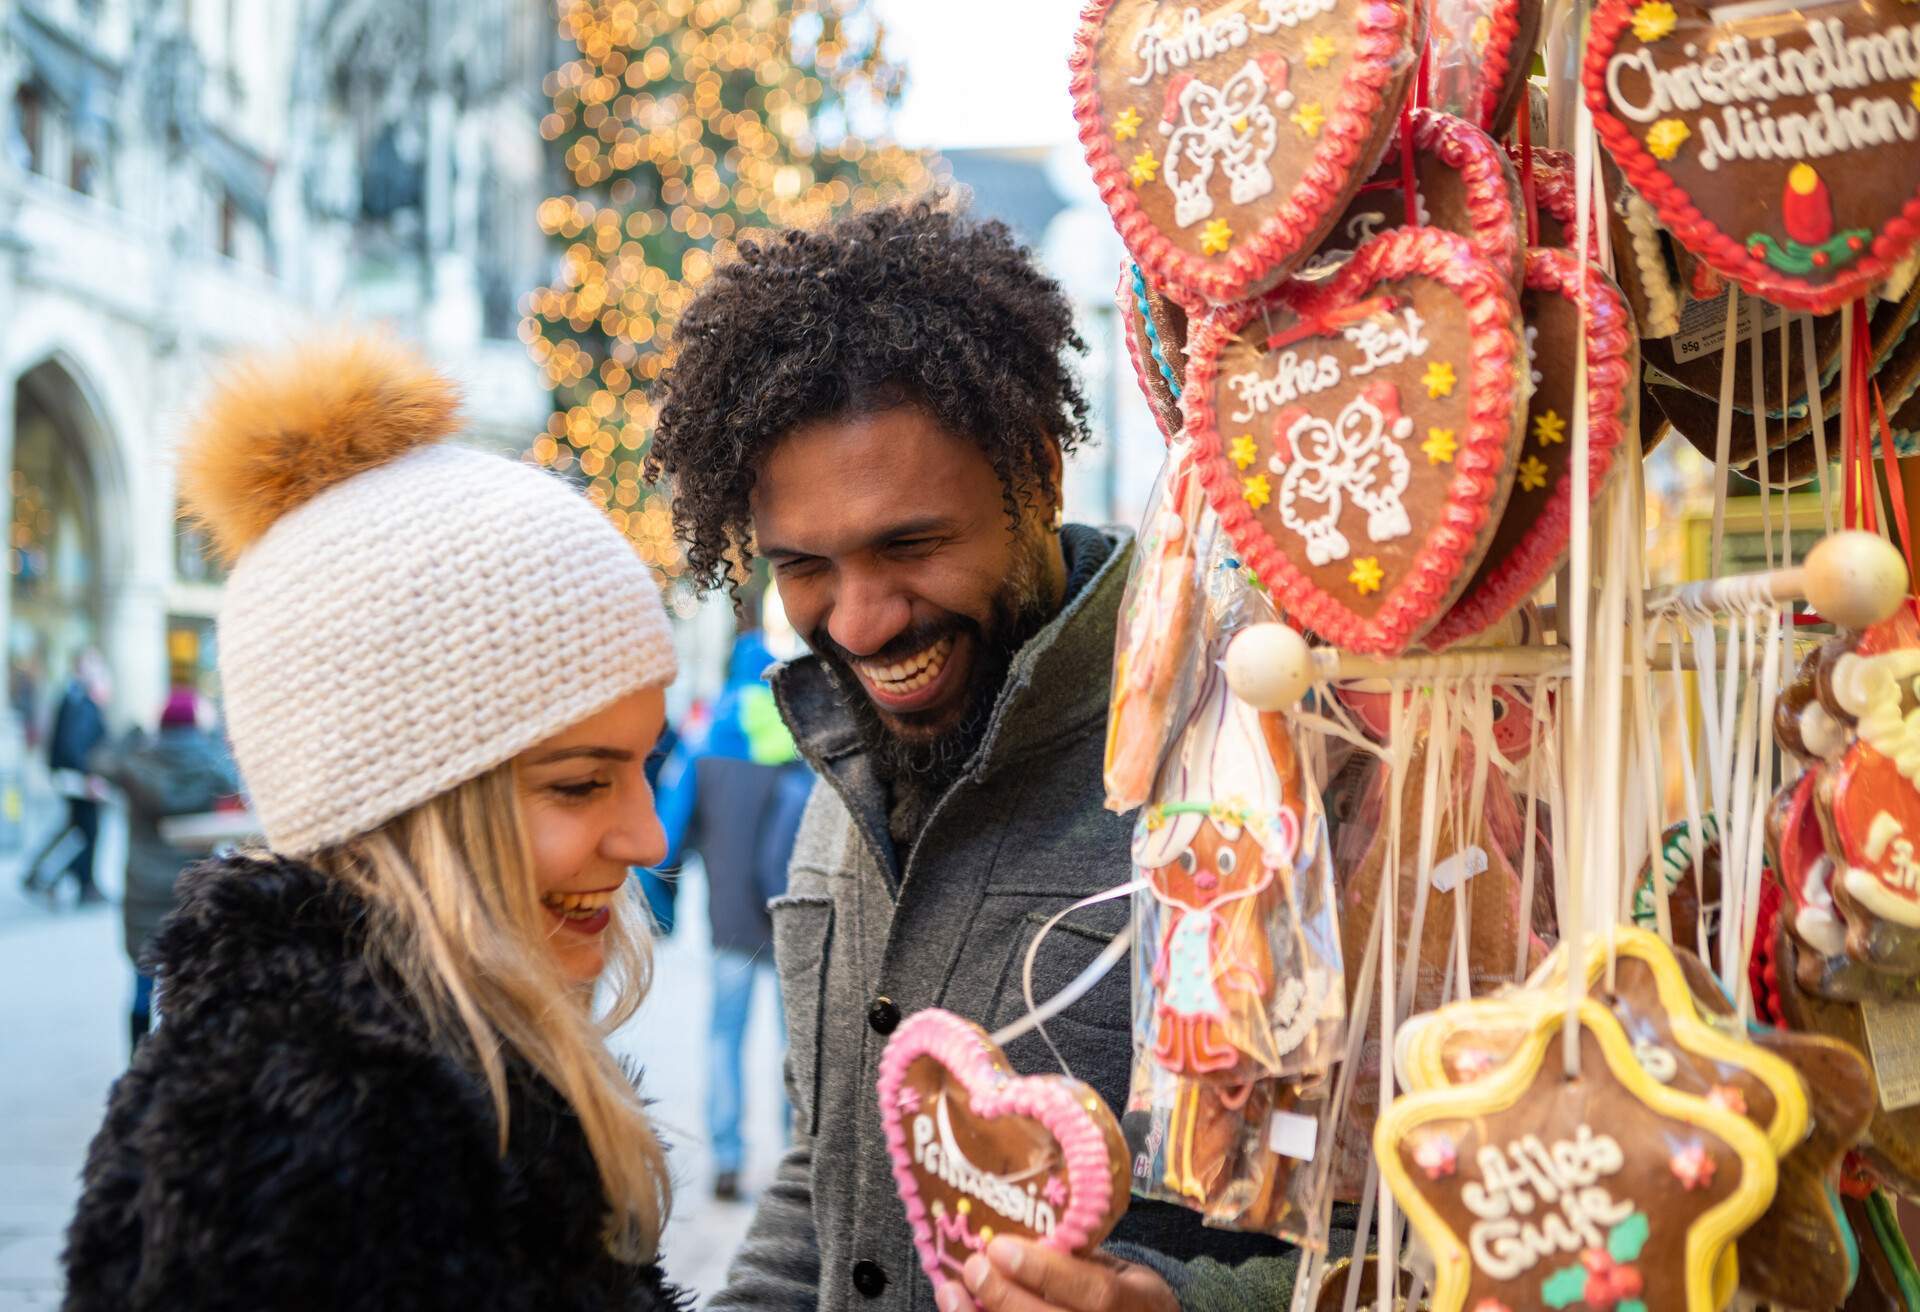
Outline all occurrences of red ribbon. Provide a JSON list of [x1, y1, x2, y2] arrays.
[[1266, 295, 1403, 351], [1516, 93, 1538, 247]]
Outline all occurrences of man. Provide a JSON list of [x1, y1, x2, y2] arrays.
[[24, 650, 110, 903], [655, 629, 810, 1201], [651, 202, 1304, 1312]]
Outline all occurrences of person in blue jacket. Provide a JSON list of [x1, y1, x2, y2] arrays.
[[654, 630, 811, 1202]]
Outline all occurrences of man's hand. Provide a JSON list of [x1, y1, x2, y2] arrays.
[[935, 1237, 1180, 1312]]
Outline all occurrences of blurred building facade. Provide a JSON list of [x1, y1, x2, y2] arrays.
[[1, 0, 560, 774]]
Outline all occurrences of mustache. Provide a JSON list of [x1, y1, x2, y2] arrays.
[[808, 615, 979, 670]]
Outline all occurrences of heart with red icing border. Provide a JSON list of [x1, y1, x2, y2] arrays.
[[1428, 0, 1542, 133], [1584, 0, 1920, 314], [1072, 0, 1417, 306], [877, 1008, 1129, 1290], [1185, 225, 1525, 655], [1425, 248, 1635, 648]]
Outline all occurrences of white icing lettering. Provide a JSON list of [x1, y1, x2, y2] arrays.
[[1227, 351, 1343, 421], [1345, 307, 1430, 377], [1132, 7, 1251, 84], [1459, 1126, 1635, 1282], [912, 1097, 1059, 1236]]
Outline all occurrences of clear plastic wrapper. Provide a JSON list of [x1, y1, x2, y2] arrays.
[[1121, 579, 1346, 1240], [1104, 442, 1217, 812]]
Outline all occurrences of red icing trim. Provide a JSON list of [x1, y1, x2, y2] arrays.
[[1509, 146, 1604, 265], [876, 1008, 1120, 1289], [1424, 247, 1634, 648], [1582, 0, 1920, 315], [1471, 0, 1524, 131], [1185, 225, 1523, 655], [1072, 0, 1415, 307], [1406, 107, 1526, 288]]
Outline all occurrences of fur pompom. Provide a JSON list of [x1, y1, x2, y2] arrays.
[[178, 335, 463, 561]]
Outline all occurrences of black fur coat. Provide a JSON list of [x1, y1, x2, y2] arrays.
[[63, 853, 686, 1312]]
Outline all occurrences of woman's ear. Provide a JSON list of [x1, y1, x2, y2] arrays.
[[1040, 440, 1065, 530]]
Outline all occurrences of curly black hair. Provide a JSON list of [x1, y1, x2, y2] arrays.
[[647, 198, 1092, 594]]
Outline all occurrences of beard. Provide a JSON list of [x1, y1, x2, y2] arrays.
[[810, 528, 1058, 833]]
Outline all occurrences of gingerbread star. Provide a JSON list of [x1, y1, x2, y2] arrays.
[[1377, 998, 1776, 1312], [1675, 947, 1873, 1311]]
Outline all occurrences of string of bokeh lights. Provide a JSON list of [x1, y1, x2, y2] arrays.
[[521, 0, 938, 596]]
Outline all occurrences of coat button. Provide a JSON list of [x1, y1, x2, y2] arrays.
[[852, 1259, 888, 1298], [868, 996, 901, 1035]]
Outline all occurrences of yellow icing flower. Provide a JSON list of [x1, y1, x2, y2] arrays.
[[1911, 79, 1920, 111], [1533, 408, 1568, 445], [1230, 434, 1260, 469], [1631, 0, 1678, 41], [1292, 101, 1327, 138], [1305, 35, 1338, 69], [1243, 472, 1272, 509], [1471, 15, 1492, 53], [1646, 118, 1691, 161], [1129, 149, 1160, 186], [1422, 427, 1458, 463], [1349, 557, 1385, 595], [1518, 455, 1550, 492], [1201, 218, 1234, 254], [1422, 360, 1457, 398], [1114, 107, 1144, 142]]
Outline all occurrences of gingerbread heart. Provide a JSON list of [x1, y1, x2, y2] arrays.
[[1508, 147, 1604, 266], [1073, 0, 1417, 305], [1424, 248, 1636, 649], [1297, 109, 1527, 290], [1631, 815, 1725, 956], [1186, 225, 1525, 654], [1377, 997, 1778, 1312], [1584, 0, 1920, 313], [1121, 262, 1190, 442], [1428, 0, 1543, 134], [877, 1009, 1130, 1287]]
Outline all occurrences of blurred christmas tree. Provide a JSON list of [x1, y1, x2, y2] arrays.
[[524, 0, 937, 591]]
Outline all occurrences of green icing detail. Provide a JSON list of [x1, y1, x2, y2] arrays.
[[1746, 229, 1873, 276], [1542, 1264, 1589, 1309], [1868, 1190, 1920, 1312], [1617, 1300, 1648, 1312], [1608, 1212, 1650, 1264], [1632, 815, 1721, 927]]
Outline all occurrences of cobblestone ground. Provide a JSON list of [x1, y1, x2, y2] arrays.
[[0, 809, 786, 1309]]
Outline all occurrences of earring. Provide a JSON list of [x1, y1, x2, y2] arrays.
[[1051, 504, 1065, 531]]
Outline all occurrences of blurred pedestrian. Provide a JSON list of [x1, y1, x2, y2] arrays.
[[656, 630, 811, 1201], [91, 687, 241, 1053], [23, 649, 110, 903], [64, 336, 685, 1311]]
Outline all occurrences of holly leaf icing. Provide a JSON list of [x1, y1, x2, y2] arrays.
[[1608, 1211, 1650, 1263], [1542, 1263, 1588, 1308]]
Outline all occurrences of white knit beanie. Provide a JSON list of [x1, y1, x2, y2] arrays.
[[178, 336, 677, 857]]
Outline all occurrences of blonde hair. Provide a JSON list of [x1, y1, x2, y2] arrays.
[[314, 762, 670, 1258]]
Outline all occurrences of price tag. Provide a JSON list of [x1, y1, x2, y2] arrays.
[[1860, 992, 1920, 1112]]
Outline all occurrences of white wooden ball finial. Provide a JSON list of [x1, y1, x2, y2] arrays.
[[1804, 530, 1909, 630], [1225, 623, 1315, 710]]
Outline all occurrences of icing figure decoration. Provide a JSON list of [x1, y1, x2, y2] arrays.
[[877, 1009, 1129, 1293], [1425, 248, 1635, 649], [1135, 668, 1305, 1087], [1584, 0, 1920, 312], [1184, 225, 1526, 655], [1376, 998, 1777, 1312], [1128, 659, 1342, 1218], [1074, 0, 1419, 304], [1273, 380, 1414, 567], [1161, 56, 1292, 228]]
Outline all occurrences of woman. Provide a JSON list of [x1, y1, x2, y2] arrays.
[[63, 337, 684, 1311]]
